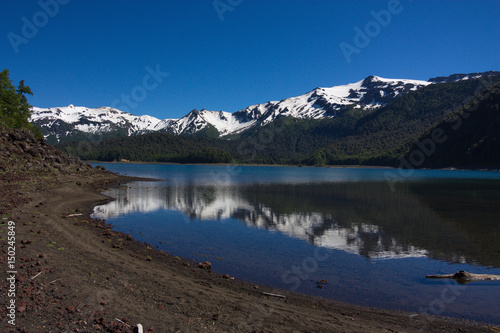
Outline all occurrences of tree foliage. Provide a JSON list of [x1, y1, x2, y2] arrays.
[[403, 81, 500, 169], [308, 76, 500, 166], [0, 69, 42, 138], [60, 132, 234, 163]]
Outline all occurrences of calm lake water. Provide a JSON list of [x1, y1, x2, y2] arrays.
[[92, 163, 500, 324]]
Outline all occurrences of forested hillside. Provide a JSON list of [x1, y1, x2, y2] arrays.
[[307, 76, 500, 166], [62, 132, 233, 163], [59, 76, 500, 169], [403, 81, 500, 169]]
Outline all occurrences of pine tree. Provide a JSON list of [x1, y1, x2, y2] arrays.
[[0, 69, 20, 128], [0, 69, 41, 138]]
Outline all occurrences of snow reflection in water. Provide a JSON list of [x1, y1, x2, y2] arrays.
[[92, 165, 500, 325]]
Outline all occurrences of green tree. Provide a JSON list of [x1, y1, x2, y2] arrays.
[[0, 69, 19, 127], [0, 69, 41, 138]]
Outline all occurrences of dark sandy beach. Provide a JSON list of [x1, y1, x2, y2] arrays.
[[1, 167, 496, 332]]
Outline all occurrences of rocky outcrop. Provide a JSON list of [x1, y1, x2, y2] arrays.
[[0, 126, 92, 178]]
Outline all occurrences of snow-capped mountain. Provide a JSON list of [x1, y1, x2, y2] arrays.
[[31, 104, 165, 143], [152, 75, 431, 135], [30, 72, 497, 143], [428, 70, 499, 83], [236, 75, 430, 127], [154, 108, 260, 136]]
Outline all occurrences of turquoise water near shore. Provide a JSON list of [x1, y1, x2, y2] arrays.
[[93, 164, 500, 324]]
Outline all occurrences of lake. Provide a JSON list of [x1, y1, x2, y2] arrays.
[[92, 163, 500, 324]]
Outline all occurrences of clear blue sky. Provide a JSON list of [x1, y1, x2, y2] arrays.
[[1, 0, 499, 119]]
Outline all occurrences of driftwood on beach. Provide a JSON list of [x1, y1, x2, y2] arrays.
[[426, 270, 500, 284]]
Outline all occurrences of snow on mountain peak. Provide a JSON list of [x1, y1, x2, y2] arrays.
[[30, 105, 164, 141], [31, 72, 495, 143], [29, 77, 431, 141]]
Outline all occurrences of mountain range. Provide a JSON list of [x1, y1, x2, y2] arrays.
[[32, 71, 499, 144]]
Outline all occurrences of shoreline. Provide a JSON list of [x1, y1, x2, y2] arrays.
[[1, 171, 496, 332], [88, 160, 500, 172], [89, 160, 395, 169]]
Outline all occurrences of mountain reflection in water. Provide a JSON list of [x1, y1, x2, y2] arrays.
[[94, 179, 500, 267]]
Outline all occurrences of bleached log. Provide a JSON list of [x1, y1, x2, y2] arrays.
[[426, 270, 500, 282], [63, 213, 83, 218], [114, 318, 130, 327], [43, 278, 61, 286], [262, 292, 286, 298]]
